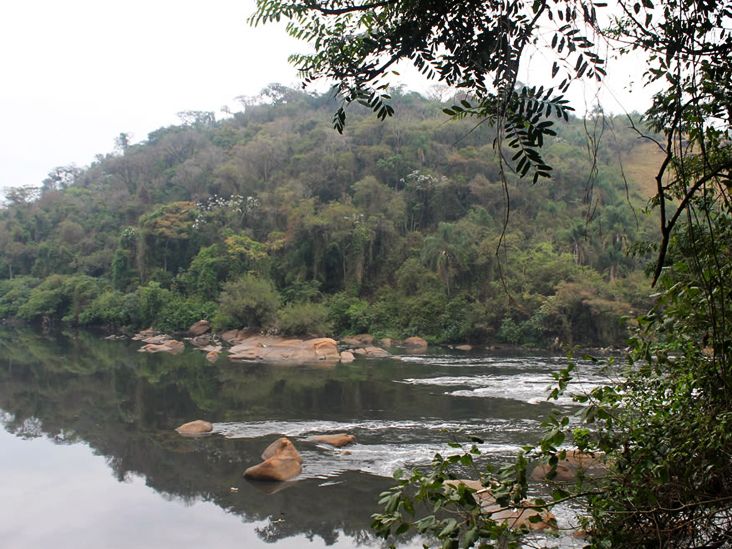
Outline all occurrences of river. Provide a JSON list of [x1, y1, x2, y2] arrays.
[[0, 327, 609, 548]]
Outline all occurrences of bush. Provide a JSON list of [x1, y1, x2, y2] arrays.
[[213, 275, 280, 330], [0, 276, 39, 318], [326, 292, 373, 334], [277, 302, 331, 336], [157, 296, 216, 333]]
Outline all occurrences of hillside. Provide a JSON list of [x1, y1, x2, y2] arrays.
[[0, 86, 659, 346]]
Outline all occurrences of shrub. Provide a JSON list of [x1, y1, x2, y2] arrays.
[[213, 275, 280, 330], [277, 302, 331, 336], [0, 276, 39, 318], [157, 296, 216, 333]]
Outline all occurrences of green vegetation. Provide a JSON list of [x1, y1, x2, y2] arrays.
[[0, 89, 655, 344], [248, 0, 732, 546]]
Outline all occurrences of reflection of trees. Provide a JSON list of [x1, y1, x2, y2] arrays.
[[0, 327, 409, 545]]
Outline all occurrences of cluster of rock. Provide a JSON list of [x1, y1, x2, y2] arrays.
[[172, 416, 604, 534], [174, 419, 355, 483]]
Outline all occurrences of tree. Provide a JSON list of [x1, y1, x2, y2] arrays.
[[251, 0, 732, 546]]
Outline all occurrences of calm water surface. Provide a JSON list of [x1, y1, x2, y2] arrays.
[[0, 328, 607, 548]]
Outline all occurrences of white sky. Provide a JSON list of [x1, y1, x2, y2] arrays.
[[0, 0, 652, 194]]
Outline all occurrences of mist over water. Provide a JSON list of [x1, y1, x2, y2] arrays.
[[0, 328, 600, 547]]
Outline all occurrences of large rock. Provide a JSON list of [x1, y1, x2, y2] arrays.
[[340, 334, 375, 346], [403, 336, 428, 353], [530, 450, 607, 482], [310, 433, 356, 447], [190, 334, 212, 348], [227, 334, 340, 363], [188, 319, 210, 337], [138, 339, 184, 354], [339, 351, 355, 363], [261, 437, 303, 463], [244, 437, 302, 482], [175, 419, 214, 437], [352, 346, 390, 358], [444, 480, 555, 531], [132, 328, 157, 341]]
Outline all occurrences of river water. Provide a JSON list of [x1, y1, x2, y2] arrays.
[[0, 327, 609, 548]]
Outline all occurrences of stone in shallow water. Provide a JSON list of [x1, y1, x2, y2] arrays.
[[175, 419, 213, 437], [310, 433, 356, 448]]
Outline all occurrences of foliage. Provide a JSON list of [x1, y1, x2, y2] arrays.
[[277, 301, 331, 336], [214, 275, 280, 330]]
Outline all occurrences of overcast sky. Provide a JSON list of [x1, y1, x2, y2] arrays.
[[0, 0, 652, 194]]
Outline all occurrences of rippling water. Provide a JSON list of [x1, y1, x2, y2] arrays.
[[0, 328, 607, 548]]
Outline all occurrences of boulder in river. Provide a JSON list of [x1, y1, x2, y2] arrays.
[[310, 433, 356, 448], [402, 336, 428, 352], [530, 450, 607, 482], [339, 350, 355, 363], [244, 437, 302, 482], [175, 419, 214, 437], [188, 319, 210, 337], [352, 346, 390, 358], [227, 335, 340, 363]]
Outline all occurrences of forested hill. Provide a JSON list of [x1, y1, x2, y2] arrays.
[[0, 86, 661, 346]]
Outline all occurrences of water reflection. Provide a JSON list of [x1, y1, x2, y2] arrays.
[[0, 327, 600, 547]]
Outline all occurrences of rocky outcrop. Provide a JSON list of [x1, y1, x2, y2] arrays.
[[190, 334, 212, 348], [340, 334, 375, 346], [444, 480, 556, 531], [310, 433, 356, 447], [228, 335, 340, 363], [530, 450, 607, 482], [188, 319, 211, 337], [402, 336, 428, 353], [138, 339, 185, 354], [244, 437, 303, 482], [175, 419, 214, 437], [131, 328, 157, 341], [352, 346, 390, 358]]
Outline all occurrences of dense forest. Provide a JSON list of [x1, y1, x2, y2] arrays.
[[0, 86, 659, 346]]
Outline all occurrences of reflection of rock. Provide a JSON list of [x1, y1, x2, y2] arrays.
[[188, 320, 210, 337], [175, 419, 213, 436], [403, 336, 428, 353], [246, 479, 298, 494], [444, 480, 556, 531], [206, 350, 219, 363], [228, 335, 340, 363], [244, 437, 302, 481], [139, 339, 185, 354], [311, 433, 356, 447], [352, 346, 390, 358], [530, 450, 607, 482]]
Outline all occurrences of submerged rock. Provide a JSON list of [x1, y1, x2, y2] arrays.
[[310, 433, 356, 448], [175, 419, 214, 436], [444, 480, 556, 531]]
